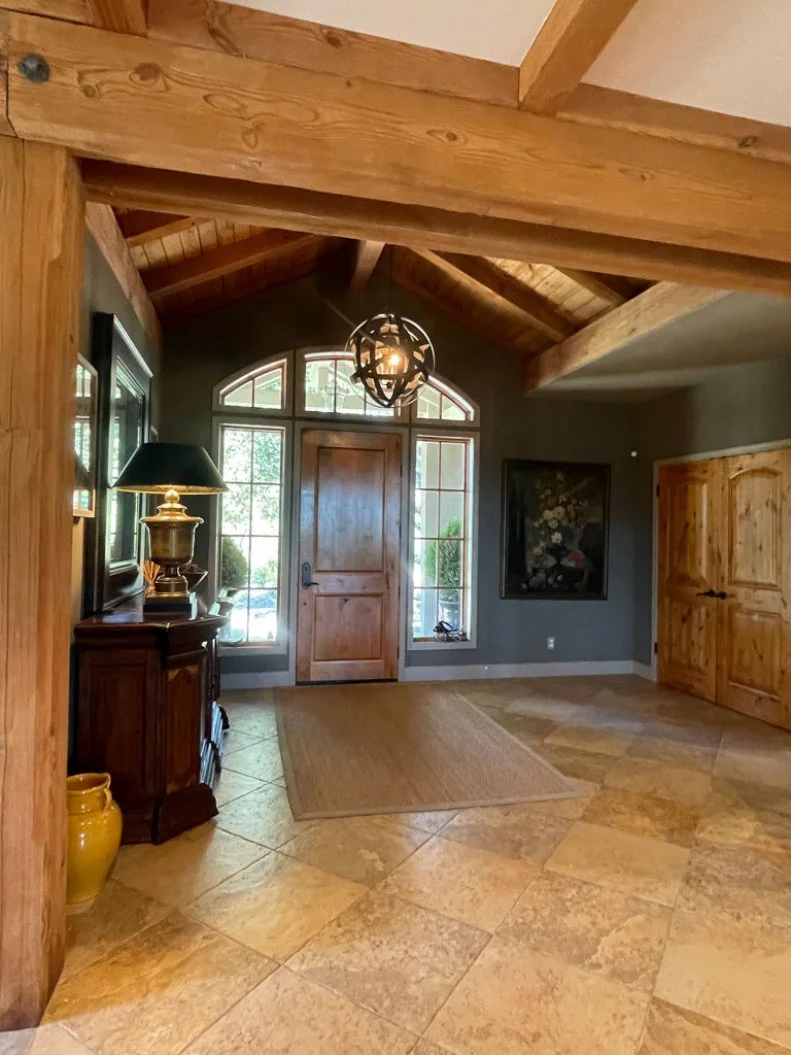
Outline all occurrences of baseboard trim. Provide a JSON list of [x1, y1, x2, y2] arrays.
[[403, 660, 636, 682], [221, 671, 294, 690], [632, 662, 657, 682]]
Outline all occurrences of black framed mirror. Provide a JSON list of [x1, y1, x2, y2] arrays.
[[84, 313, 153, 612]]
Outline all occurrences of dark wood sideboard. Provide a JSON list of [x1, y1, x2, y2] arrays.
[[74, 602, 229, 844]]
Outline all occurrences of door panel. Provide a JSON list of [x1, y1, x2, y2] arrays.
[[657, 462, 720, 701], [717, 450, 791, 725], [297, 430, 401, 683]]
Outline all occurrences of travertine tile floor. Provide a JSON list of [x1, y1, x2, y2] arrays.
[[6, 675, 791, 1054]]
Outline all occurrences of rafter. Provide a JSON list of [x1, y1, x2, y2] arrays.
[[524, 283, 730, 392], [84, 202, 162, 350], [413, 250, 574, 341], [81, 162, 791, 298], [554, 268, 634, 306], [144, 228, 315, 298], [557, 84, 791, 167], [8, 13, 791, 268], [350, 240, 385, 289], [518, 0, 639, 114], [116, 210, 197, 246]]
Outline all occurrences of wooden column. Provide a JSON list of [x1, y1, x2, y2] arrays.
[[0, 138, 84, 1028]]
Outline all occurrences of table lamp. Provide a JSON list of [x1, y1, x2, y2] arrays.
[[114, 442, 227, 612]]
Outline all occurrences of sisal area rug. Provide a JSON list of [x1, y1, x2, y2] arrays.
[[275, 682, 581, 819]]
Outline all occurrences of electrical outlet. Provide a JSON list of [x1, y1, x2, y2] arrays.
[[547, 636, 555, 650]]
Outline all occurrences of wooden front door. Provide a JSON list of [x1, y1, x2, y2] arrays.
[[297, 430, 401, 683], [657, 461, 720, 702], [716, 449, 791, 725]]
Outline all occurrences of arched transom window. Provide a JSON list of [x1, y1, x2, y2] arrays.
[[213, 351, 478, 650]]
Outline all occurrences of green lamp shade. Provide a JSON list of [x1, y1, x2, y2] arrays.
[[114, 442, 227, 494]]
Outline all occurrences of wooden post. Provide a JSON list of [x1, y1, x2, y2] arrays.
[[0, 138, 84, 1028]]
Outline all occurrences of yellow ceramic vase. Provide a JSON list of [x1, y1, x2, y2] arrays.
[[66, 773, 122, 907]]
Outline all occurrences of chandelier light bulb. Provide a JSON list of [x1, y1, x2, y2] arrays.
[[346, 312, 435, 409]]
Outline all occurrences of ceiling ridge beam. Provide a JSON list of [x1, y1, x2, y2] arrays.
[[9, 13, 791, 267], [81, 162, 791, 299], [415, 249, 575, 340], [144, 228, 314, 297], [350, 240, 385, 289], [524, 282, 730, 392], [518, 0, 640, 114], [557, 84, 791, 167], [85, 201, 162, 350], [147, 0, 517, 108]]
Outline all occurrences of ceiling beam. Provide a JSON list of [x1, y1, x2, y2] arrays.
[[84, 202, 162, 350], [414, 250, 574, 340], [553, 267, 632, 306], [518, 0, 639, 114], [524, 283, 730, 392], [0, 13, 12, 136], [8, 14, 791, 267], [88, 0, 146, 34], [350, 240, 385, 289], [557, 84, 791, 167], [0, 0, 93, 23], [116, 209, 197, 246], [81, 162, 791, 298], [144, 228, 315, 298], [147, 0, 517, 108]]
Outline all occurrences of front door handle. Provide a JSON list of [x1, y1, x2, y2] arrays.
[[696, 589, 716, 597], [301, 562, 319, 589], [714, 591, 728, 600]]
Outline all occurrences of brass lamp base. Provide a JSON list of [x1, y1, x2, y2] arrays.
[[140, 487, 203, 613]]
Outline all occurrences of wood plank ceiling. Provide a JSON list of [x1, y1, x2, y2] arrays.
[[115, 207, 650, 355]]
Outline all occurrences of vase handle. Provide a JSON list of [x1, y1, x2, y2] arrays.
[[101, 788, 113, 812]]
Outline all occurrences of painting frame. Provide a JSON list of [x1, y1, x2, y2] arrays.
[[501, 459, 610, 601]]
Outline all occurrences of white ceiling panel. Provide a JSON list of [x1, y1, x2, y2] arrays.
[[586, 0, 791, 126], [233, 0, 555, 65]]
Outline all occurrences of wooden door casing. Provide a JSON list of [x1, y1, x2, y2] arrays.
[[657, 461, 720, 702], [297, 430, 402, 683], [716, 449, 791, 726]]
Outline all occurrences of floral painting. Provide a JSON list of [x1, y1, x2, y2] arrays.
[[501, 460, 609, 599]]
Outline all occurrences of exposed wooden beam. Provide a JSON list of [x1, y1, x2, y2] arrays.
[[84, 203, 162, 350], [88, 0, 146, 34], [414, 249, 574, 341], [350, 240, 385, 289], [525, 283, 730, 391], [0, 12, 12, 135], [144, 228, 314, 298], [0, 0, 93, 23], [557, 84, 791, 168], [554, 267, 631, 306], [148, 0, 517, 108], [81, 162, 791, 298], [0, 138, 82, 1029], [116, 209, 196, 246], [518, 0, 639, 114], [8, 14, 791, 266]]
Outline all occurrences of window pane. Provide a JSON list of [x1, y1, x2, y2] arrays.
[[439, 491, 464, 538], [253, 429, 282, 484], [336, 359, 366, 414], [220, 536, 250, 590], [438, 589, 463, 630], [364, 400, 394, 418], [251, 484, 280, 535], [415, 440, 440, 489], [223, 379, 253, 407], [440, 441, 465, 490], [221, 483, 251, 533], [412, 588, 438, 638], [436, 539, 463, 588], [417, 386, 441, 419], [413, 538, 437, 588], [222, 428, 252, 482], [305, 359, 336, 412], [414, 489, 439, 539], [441, 394, 466, 421], [250, 536, 280, 587], [247, 589, 279, 643], [253, 367, 283, 410]]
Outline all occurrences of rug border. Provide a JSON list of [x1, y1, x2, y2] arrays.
[[275, 685, 585, 822]]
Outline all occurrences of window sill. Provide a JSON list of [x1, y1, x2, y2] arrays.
[[408, 638, 477, 651], [218, 643, 288, 657]]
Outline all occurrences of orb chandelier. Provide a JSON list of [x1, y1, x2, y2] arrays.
[[347, 312, 435, 409]]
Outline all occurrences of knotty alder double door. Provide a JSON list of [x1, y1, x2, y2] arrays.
[[297, 430, 401, 683], [658, 448, 791, 728]]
